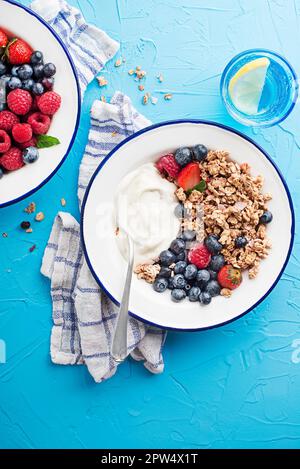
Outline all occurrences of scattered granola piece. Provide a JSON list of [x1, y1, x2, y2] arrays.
[[142, 93, 150, 105], [97, 76, 108, 87], [128, 69, 135, 76], [26, 228, 33, 233], [24, 202, 36, 214], [60, 198, 66, 207], [114, 58, 122, 67], [138, 84, 145, 91], [136, 65, 141, 71], [111, 131, 117, 137], [157, 73, 164, 83], [220, 288, 232, 298], [134, 263, 160, 283], [151, 96, 158, 105], [35, 212, 45, 222], [2, 232, 8, 238], [164, 93, 173, 101]]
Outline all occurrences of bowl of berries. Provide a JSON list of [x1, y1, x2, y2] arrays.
[[0, 0, 80, 207], [81, 120, 294, 331]]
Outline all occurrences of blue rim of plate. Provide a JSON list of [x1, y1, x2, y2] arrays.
[[0, 0, 81, 209], [220, 48, 299, 128], [81, 119, 295, 332]]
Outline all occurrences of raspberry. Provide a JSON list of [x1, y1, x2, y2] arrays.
[[28, 112, 51, 135], [7, 89, 33, 116], [12, 123, 33, 144], [0, 111, 20, 132], [0, 130, 11, 153], [37, 91, 61, 115], [188, 244, 211, 269], [18, 137, 37, 150], [0, 147, 23, 171], [156, 154, 181, 180]]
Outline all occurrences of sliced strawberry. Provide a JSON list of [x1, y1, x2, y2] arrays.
[[6, 38, 32, 65], [177, 162, 201, 191]]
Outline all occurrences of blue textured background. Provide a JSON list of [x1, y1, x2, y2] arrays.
[[1, 0, 300, 449]]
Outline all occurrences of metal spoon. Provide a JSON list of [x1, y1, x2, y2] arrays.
[[111, 225, 134, 363]]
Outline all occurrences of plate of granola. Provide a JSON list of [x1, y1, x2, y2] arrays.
[[81, 120, 294, 330]]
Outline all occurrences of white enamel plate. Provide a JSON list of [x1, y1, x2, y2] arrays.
[[0, 0, 80, 208], [81, 121, 294, 331]]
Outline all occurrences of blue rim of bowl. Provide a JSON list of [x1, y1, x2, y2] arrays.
[[0, 0, 81, 209], [220, 48, 299, 128], [81, 119, 295, 332]]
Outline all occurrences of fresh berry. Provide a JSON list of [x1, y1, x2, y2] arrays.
[[20, 221, 31, 230], [171, 288, 186, 302], [208, 269, 217, 280], [37, 91, 61, 115], [205, 280, 221, 297], [184, 264, 198, 281], [11, 66, 19, 77], [177, 162, 201, 191], [32, 82, 44, 96], [0, 30, 8, 49], [0, 110, 19, 131], [43, 63, 56, 77], [0, 62, 7, 76], [176, 250, 187, 262], [204, 234, 223, 254], [172, 274, 186, 289], [174, 147, 192, 167], [184, 283, 192, 292], [174, 261, 187, 274], [168, 278, 175, 290], [188, 243, 211, 269], [192, 144, 208, 162], [30, 51, 43, 65], [259, 211, 273, 224], [174, 203, 186, 219], [8, 77, 22, 90], [181, 229, 196, 242], [0, 130, 11, 153], [188, 286, 201, 302], [156, 153, 180, 180], [0, 146, 23, 170], [196, 269, 210, 288], [0, 74, 11, 87], [41, 77, 54, 90], [6, 38, 33, 65], [209, 254, 225, 272], [12, 123, 32, 144], [7, 89, 32, 115], [33, 64, 44, 79], [18, 136, 37, 149], [218, 265, 243, 290], [159, 249, 176, 266], [170, 238, 185, 255], [17, 64, 33, 80], [199, 291, 211, 305], [22, 78, 34, 91], [28, 112, 50, 134], [22, 146, 39, 164], [153, 277, 168, 293], [157, 267, 172, 279], [235, 236, 248, 248]]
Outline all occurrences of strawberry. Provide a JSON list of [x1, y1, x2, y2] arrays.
[[156, 153, 180, 180], [218, 265, 242, 290], [0, 29, 8, 50], [6, 38, 33, 65], [177, 162, 201, 191], [188, 243, 211, 269]]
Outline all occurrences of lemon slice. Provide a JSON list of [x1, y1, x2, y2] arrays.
[[228, 57, 270, 115]]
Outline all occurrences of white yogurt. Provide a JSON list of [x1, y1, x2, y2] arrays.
[[114, 163, 180, 265]]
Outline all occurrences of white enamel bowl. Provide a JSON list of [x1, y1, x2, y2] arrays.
[[81, 121, 294, 331], [0, 0, 80, 208]]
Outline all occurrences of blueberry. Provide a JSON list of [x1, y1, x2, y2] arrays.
[[188, 286, 201, 302], [199, 291, 211, 305], [22, 147, 39, 164], [8, 77, 22, 90], [17, 64, 33, 80], [208, 269, 217, 280], [181, 230, 196, 242], [235, 236, 248, 248], [32, 82, 44, 95], [259, 211, 273, 224], [30, 51, 43, 65], [0, 62, 7, 76], [209, 254, 225, 272], [41, 77, 54, 90], [168, 278, 175, 289], [171, 288, 186, 302], [33, 64, 44, 79], [174, 147, 192, 167], [204, 234, 223, 254], [196, 269, 210, 288], [153, 277, 168, 293], [158, 266, 172, 279], [205, 280, 221, 297], [176, 250, 187, 262], [0, 74, 11, 87], [184, 264, 198, 281], [170, 238, 185, 255], [0, 168, 3, 179], [173, 274, 186, 289], [174, 203, 185, 219], [11, 66, 20, 77], [159, 249, 176, 266], [193, 144, 208, 162], [185, 283, 192, 292], [174, 261, 187, 274], [20, 221, 31, 230], [43, 63, 56, 78], [22, 78, 34, 91]]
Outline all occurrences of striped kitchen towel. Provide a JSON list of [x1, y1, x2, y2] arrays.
[[32, 0, 166, 382]]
